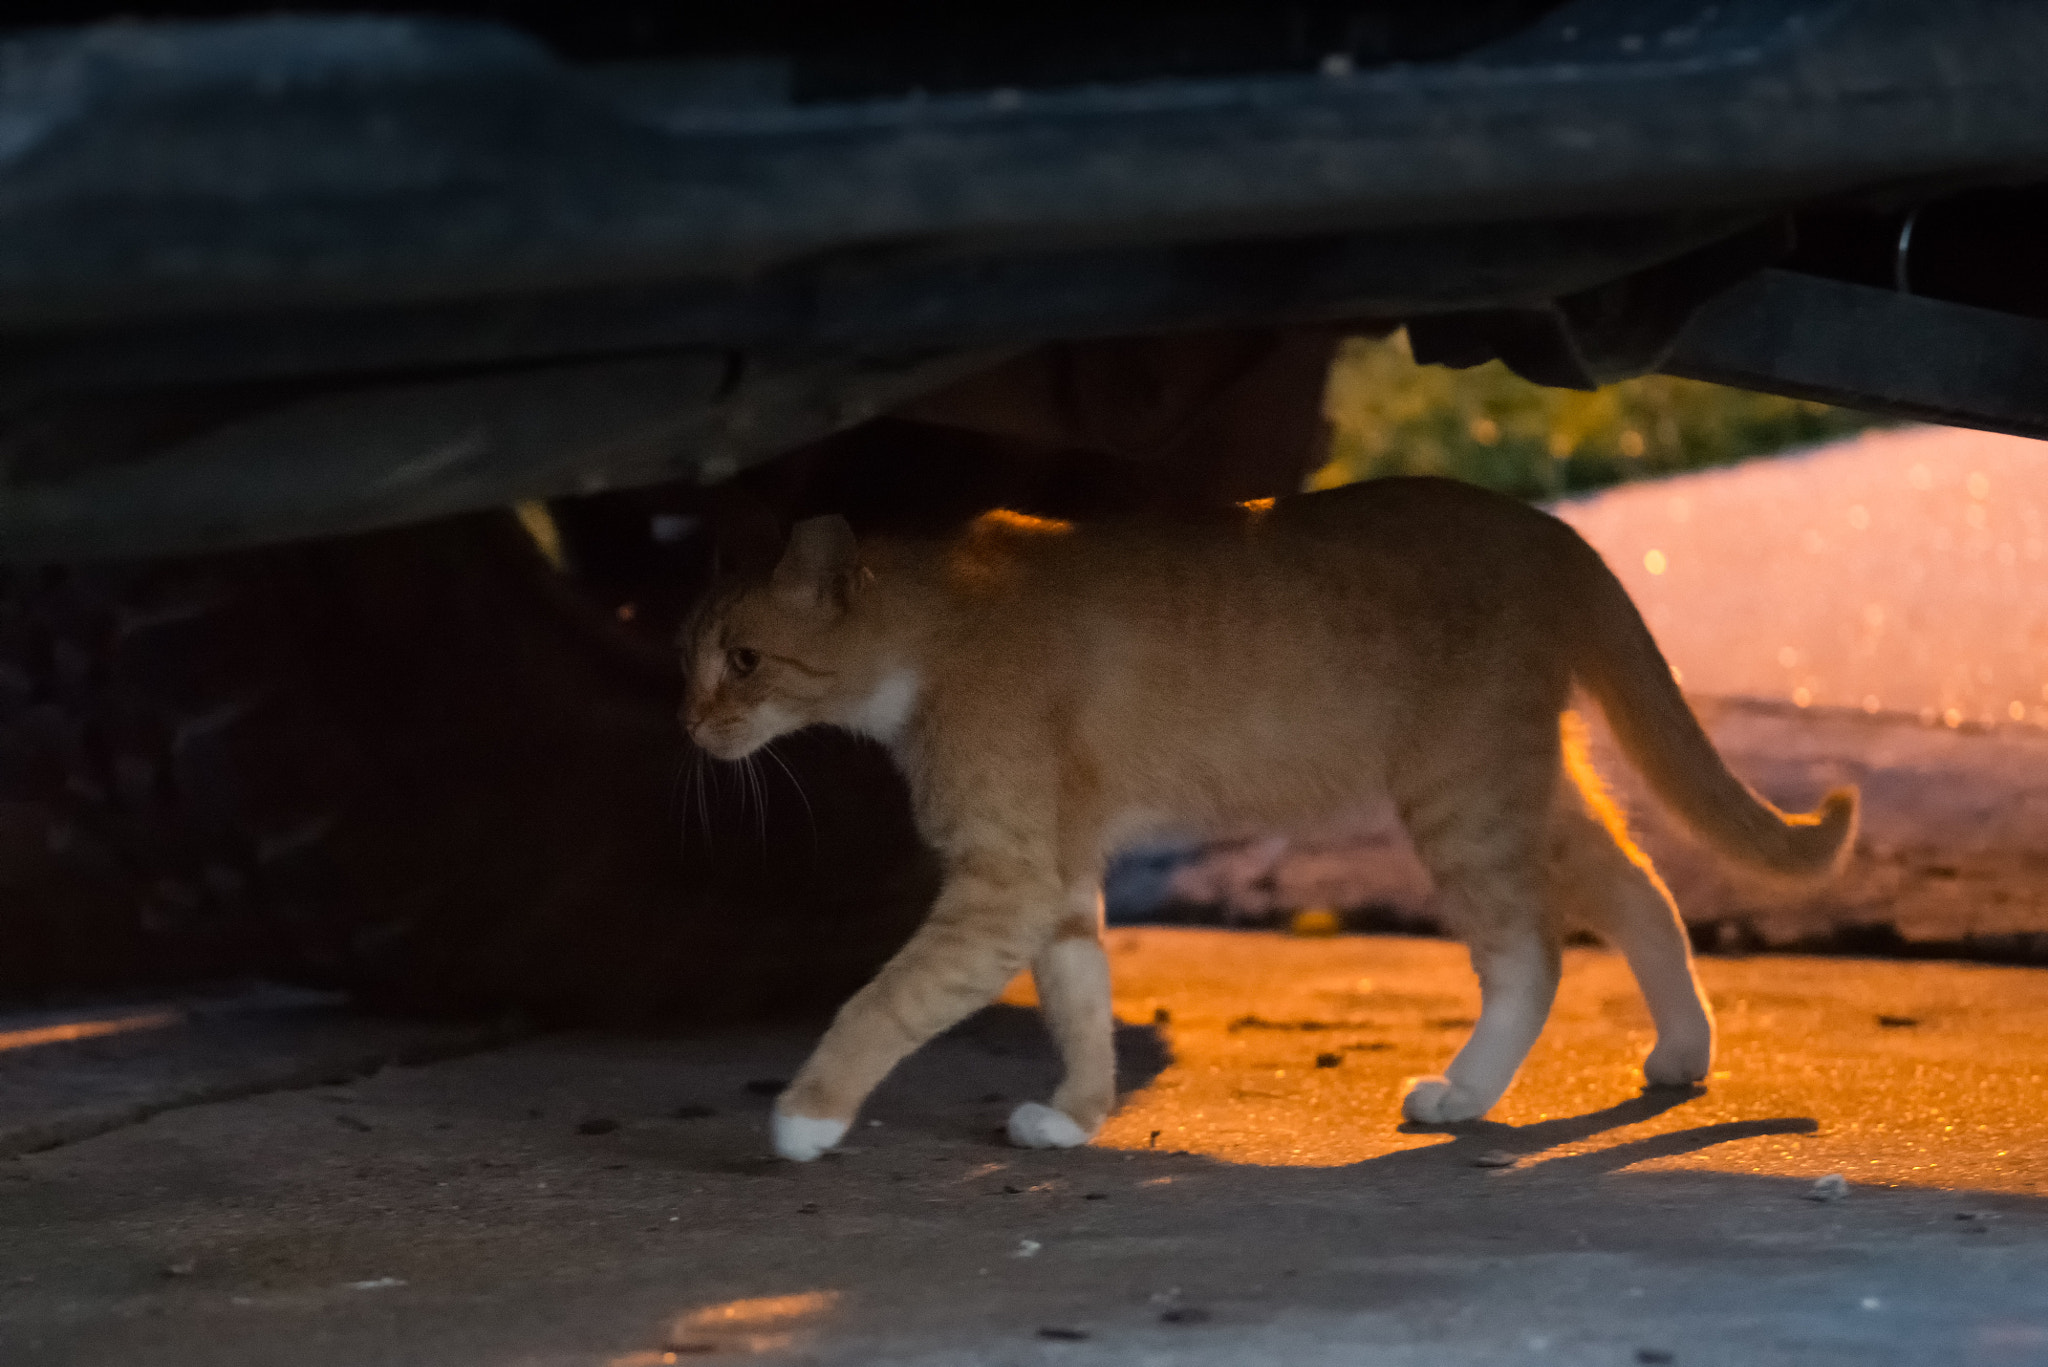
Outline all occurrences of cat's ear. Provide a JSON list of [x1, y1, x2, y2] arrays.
[[773, 514, 863, 613]]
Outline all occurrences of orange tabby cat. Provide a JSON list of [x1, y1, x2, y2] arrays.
[[681, 477, 1855, 1160]]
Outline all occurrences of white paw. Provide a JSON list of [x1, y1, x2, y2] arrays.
[[772, 1111, 849, 1162], [1644, 1037, 1712, 1087], [1401, 1075, 1491, 1124], [1007, 1102, 1091, 1149]]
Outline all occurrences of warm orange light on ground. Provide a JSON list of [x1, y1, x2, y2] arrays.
[[0, 1009, 183, 1054], [676, 1291, 839, 1328], [976, 509, 1073, 535], [617, 1289, 843, 1361], [1004, 930, 2048, 1194]]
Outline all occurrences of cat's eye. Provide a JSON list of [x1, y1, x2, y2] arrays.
[[726, 647, 761, 679]]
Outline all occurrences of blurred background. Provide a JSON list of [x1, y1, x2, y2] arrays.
[[1112, 336, 2048, 967], [1312, 331, 1885, 499]]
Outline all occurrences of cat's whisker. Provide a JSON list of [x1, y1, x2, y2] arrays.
[[746, 753, 770, 846], [761, 741, 818, 851], [672, 752, 695, 855], [690, 748, 716, 853], [724, 752, 749, 843], [679, 737, 704, 823], [731, 754, 750, 838]]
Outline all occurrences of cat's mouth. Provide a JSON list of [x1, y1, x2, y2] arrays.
[[688, 724, 758, 762], [686, 699, 805, 761]]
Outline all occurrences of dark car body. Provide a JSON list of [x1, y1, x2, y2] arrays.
[[1, 0, 2046, 559]]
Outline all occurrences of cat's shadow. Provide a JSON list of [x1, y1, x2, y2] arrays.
[[1379, 1086, 1817, 1177], [858, 1003, 1171, 1132], [940, 1002, 1172, 1088], [864, 1006, 1811, 1177]]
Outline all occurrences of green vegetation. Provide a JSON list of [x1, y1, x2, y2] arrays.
[[1312, 332, 1890, 499]]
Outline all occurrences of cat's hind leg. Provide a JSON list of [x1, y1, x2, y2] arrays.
[[1009, 887, 1116, 1149], [1399, 780, 1562, 1124], [1548, 777, 1715, 1088], [1401, 913, 1560, 1123]]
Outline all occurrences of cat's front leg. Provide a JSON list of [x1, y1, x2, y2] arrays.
[[773, 857, 1060, 1160], [1009, 889, 1115, 1149]]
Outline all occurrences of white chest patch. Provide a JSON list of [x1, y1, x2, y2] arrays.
[[845, 667, 921, 745]]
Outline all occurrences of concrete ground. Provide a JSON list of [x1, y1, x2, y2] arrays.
[[5, 928, 2046, 1366]]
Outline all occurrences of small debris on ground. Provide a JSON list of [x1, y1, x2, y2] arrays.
[[1228, 1015, 1344, 1032], [796, 1203, 819, 1215], [673, 1104, 716, 1120], [1013, 1238, 1041, 1258], [1636, 1351, 1675, 1365], [1083, 1192, 1108, 1201], [1162, 1307, 1212, 1325], [1472, 1150, 1519, 1169], [161, 1260, 196, 1278], [348, 1277, 406, 1291], [743, 1079, 787, 1096], [1315, 1052, 1342, 1068], [1152, 1007, 1172, 1025], [576, 1118, 619, 1135], [1037, 1327, 1087, 1341], [1877, 1015, 1920, 1028], [1807, 1174, 1851, 1202]]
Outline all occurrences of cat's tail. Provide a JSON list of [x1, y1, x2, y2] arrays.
[[1563, 533, 1857, 879]]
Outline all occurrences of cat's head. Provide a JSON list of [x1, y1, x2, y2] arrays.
[[680, 514, 881, 760]]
